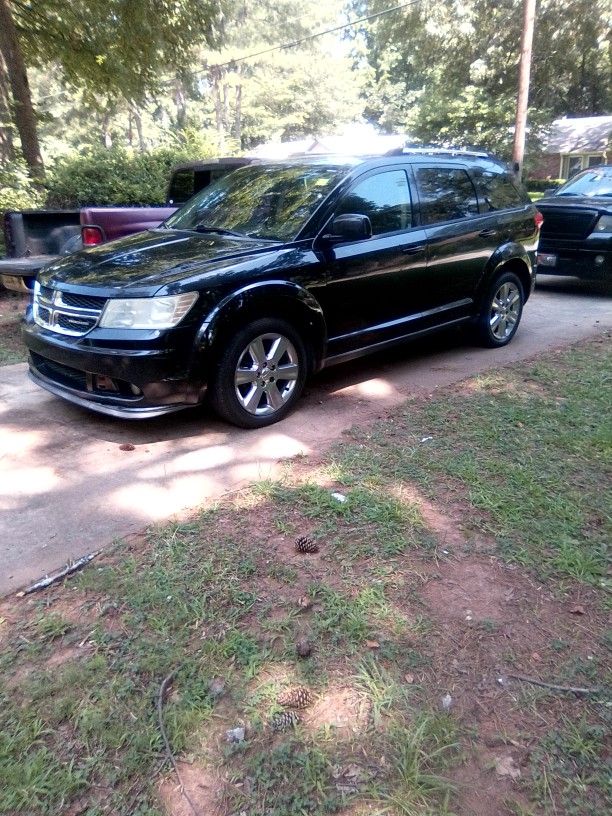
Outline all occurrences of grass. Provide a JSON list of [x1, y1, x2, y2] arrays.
[[336, 342, 611, 586], [0, 338, 610, 815], [0, 289, 29, 365]]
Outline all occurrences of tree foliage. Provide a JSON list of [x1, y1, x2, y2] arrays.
[[352, 0, 612, 155]]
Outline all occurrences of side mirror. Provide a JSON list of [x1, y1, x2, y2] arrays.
[[544, 188, 557, 197], [323, 214, 372, 243]]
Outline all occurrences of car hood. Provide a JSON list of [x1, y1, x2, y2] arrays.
[[39, 229, 280, 291], [538, 195, 612, 212]]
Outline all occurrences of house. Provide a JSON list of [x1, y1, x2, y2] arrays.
[[532, 115, 612, 179]]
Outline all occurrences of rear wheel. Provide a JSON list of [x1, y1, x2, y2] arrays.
[[209, 318, 308, 428], [476, 271, 524, 348]]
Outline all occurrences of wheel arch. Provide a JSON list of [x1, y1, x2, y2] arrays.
[[196, 281, 327, 373], [478, 244, 534, 308]]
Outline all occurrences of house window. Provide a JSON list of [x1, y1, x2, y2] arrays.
[[560, 154, 607, 178]]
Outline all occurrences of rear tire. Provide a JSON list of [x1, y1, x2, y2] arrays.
[[209, 318, 308, 429], [475, 271, 524, 348]]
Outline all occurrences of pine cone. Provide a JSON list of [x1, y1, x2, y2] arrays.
[[296, 637, 313, 658], [295, 536, 319, 554], [277, 685, 313, 709], [270, 711, 301, 731]]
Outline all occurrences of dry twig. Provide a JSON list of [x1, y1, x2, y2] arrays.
[[506, 672, 602, 696], [157, 668, 199, 816], [16, 551, 101, 596]]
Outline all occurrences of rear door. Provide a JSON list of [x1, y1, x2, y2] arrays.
[[413, 164, 493, 308]]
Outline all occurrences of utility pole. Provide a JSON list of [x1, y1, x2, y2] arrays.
[[512, 0, 536, 181]]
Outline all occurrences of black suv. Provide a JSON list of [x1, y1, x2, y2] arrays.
[[536, 165, 612, 281], [23, 152, 539, 428]]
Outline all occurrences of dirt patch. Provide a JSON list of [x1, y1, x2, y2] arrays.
[[304, 685, 371, 738], [0, 288, 29, 364], [158, 762, 227, 816], [422, 558, 521, 623]]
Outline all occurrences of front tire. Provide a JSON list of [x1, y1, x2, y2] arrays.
[[209, 318, 308, 428], [476, 271, 524, 348]]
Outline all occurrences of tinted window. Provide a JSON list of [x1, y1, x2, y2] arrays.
[[476, 171, 526, 211], [167, 170, 195, 204], [416, 168, 478, 225], [166, 163, 351, 241], [336, 170, 412, 235]]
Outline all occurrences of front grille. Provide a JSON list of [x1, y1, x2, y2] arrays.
[[33, 283, 106, 337], [31, 352, 87, 390], [57, 313, 98, 333], [61, 292, 107, 309], [539, 207, 598, 240], [30, 351, 139, 399]]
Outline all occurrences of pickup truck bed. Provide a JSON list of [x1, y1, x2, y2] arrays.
[[0, 157, 253, 293], [0, 207, 173, 292]]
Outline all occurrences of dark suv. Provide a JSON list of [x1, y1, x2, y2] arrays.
[[23, 152, 539, 428], [536, 165, 612, 281]]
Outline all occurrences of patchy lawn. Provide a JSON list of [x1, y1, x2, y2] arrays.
[[0, 288, 29, 365], [0, 337, 610, 816]]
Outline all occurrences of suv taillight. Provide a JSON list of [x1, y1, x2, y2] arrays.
[[82, 225, 105, 246], [534, 211, 544, 230]]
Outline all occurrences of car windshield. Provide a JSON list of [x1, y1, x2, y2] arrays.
[[165, 162, 351, 241], [555, 168, 612, 197]]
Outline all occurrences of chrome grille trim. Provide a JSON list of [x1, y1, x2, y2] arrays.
[[33, 282, 106, 337]]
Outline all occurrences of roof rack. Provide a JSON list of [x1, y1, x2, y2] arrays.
[[385, 145, 494, 159]]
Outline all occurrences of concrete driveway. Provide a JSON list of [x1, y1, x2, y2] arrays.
[[1, 276, 610, 596]]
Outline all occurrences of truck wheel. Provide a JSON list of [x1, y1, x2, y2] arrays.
[[209, 318, 308, 428], [476, 271, 524, 348]]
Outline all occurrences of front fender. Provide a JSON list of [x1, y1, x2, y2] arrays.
[[195, 280, 328, 370]]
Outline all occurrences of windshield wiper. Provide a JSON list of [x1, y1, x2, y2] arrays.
[[193, 225, 246, 238]]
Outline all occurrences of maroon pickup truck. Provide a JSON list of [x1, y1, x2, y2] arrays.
[[0, 157, 250, 292]]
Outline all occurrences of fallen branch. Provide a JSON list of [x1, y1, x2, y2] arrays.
[[16, 551, 101, 597], [506, 672, 602, 696], [157, 668, 199, 816]]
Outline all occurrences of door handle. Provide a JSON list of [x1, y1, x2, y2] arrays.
[[402, 244, 426, 255], [478, 228, 497, 238]]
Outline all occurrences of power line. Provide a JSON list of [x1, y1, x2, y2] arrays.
[[192, 0, 423, 76], [35, 1, 423, 105]]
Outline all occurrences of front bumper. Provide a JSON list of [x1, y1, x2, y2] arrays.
[[23, 319, 208, 419], [536, 244, 610, 280]]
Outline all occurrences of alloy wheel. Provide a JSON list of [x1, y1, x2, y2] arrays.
[[490, 281, 521, 341], [234, 332, 300, 416]]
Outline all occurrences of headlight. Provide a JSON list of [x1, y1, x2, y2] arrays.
[[593, 214, 612, 232], [99, 292, 198, 329]]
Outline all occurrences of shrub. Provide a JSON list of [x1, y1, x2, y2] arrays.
[[525, 177, 565, 193], [0, 159, 45, 213], [45, 142, 218, 208]]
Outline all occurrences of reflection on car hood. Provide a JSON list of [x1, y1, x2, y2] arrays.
[[38, 229, 279, 290], [539, 195, 612, 211]]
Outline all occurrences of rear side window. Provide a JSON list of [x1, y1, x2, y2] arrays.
[[336, 170, 412, 235], [167, 170, 195, 204], [476, 171, 527, 211], [416, 167, 478, 225]]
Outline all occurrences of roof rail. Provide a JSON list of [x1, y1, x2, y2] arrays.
[[385, 145, 493, 159]]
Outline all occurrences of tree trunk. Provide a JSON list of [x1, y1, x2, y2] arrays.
[[129, 103, 145, 152], [210, 67, 226, 151], [173, 78, 187, 130], [0, 0, 44, 181], [234, 83, 242, 147], [0, 50, 15, 163]]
